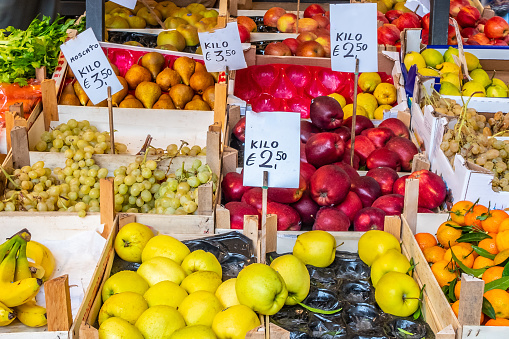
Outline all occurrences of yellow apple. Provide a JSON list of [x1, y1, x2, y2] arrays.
[[180, 271, 222, 294], [375, 271, 420, 317], [170, 325, 217, 339], [102, 270, 149, 302], [137, 257, 186, 286], [98, 291, 148, 325], [135, 306, 185, 338], [292, 230, 336, 268], [143, 280, 188, 308], [358, 230, 400, 266], [269, 254, 310, 305], [114, 222, 154, 263], [212, 305, 260, 339], [181, 250, 222, 276], [370, 249, 411, 287], [178, 290, 223, 327], [98, 317, 144, 339], [215, 278, 240, 308], [141, 234, 190, 264]]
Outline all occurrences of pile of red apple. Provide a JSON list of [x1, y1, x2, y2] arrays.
[[223, 96, 447, 232], [378, 0, 509, 47]]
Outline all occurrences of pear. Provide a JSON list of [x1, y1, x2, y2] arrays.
[[173, 56, 195, 85], [440, 82, 461, 96], [202, 86, 215, 109], [403, 51, 426, 71], [462, 81, 486, 97], [420, 48, 444, 68], [112, 76, 129, 106], [443, 47, 459, 63], [110, 62, 120, 76], [176, 24, 200, 47], [210, 72, 219, 82], [156, 68, 182, 91], [184, 98, 211, 111], [469, 69, 491, 88], [119, 97, 144, 108], [195, 62, 207, 73], [73, 81, 89, 106], [169, 84, 194, 109], [189, 71, 215, 94], [486, 85, 508, 98], [135, 82, 162, 109], [66, 67, 75, 78], [492, 78, 509, 91], [125, 64, 152, 90], [153, 94, 176, 109], [61, 83, 75, 96], [141, 52, 166, 80], [465, 52, 480, 71], [59, 93, 81, 106], [87, 99, 108, 107]]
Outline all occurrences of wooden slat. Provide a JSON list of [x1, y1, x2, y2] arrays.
[[100, 178, 115, 238], [412, 153, 430, 172], [215, 205, 230, 229], [458, 274, 484, 326], [214, 83, 228, 134], [403, 178, 419, 234], [383, 215, 401, 240], [10, 126, 30, 169], [41, 79, 58, 130], [246, 323, 290, 338], [8, 102, 23, 116], [44, 274, 72, 331], [197, 182, 213, 215], [207, 129, 221, 177], [266, 214, 277, 254], [243, 215, 259, 253], [35, 67, 47, 82]]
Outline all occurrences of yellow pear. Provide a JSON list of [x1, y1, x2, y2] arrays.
[[169, 84, 194, 109], [58, 93, 81, 106], [135, 81, 162, 109], [184, 98, 211, 111], [462, 81, 486, 97], [112, 76, 129, 106], [195, 62, 207, 73], [156, 68, 182, 91], [153, 95, 176, 109], [441, 72, 461, 89], [404, 51, 426, 71], [73, 81, 89, 106], [119, 97, 144, 108], [125, 64, 152, 90], [189, 71, 215, 94], [173, 56, 196, 85], [140, 52, 166, 80], [202, 85, 215, 110]]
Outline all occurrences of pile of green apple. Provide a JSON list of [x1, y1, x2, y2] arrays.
[[98, 222, 339, 338], [404, 46, 509, 98], [358, 230, 421, 317]]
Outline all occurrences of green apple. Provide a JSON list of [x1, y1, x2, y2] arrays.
[[170, 325, 217, 339], [157, 31, 186, 51], [187, 3, 207, 13], [105, 16, 129, 29], [370, 249, 411, 287], [182, 12, 203, 25], [440, 82, 461, 96], [137, 7, 162, 26], [215, 278, 240, 308], [165, 17, 187, 29], [98, 317, 144, 339], [137, 257, 186, 286], [114, 222, 154, 263], [181, 250, 222, 276], [126, 15, 146, 29], [487, 85, 508, 98], [98, 291, 148, 325], [358, 230, 400, 266], [292, 230, 336, 268], [375, 271, 420, 317], [110, 7, 132, 16], [462, 81, 486, 97], [178, 290, 223, 327], [181, 271, 222, 294], [173, 7, 191, 18], [470, 69, 491, 88], [176, 24, 200, 47], [492, 78, 509, 91], [235, 263, 288, 315], [269, 254, 310, 305], [135, 305, 186, 338], [420, 48, 444, 68], [212, 305, 260, 339], [202, 9, 219, 18], [156, 1, 178, 19], [143, 280, 188, 308], [102, 270, 149, 302], [141, 234, 190, 264]]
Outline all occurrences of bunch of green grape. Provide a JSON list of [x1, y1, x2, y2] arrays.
[[34, 119, 128, 154], [146, 144, 206, 157]]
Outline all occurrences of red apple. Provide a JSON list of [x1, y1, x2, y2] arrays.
[[408, 170, 447, 209], [378, 24, 401, 45], [343, 116, 375, 135], [315, 34, 331, 58], [313, 207, 350, 231], [372, 194, 404, 216], [268, 175, 307, 204], [297, 18, 319, 33], [301, 120, 320, 143], [469, 32, 490, 45], [489, 40, 508, 46], [233, 116, 246, 142], [386, 10, 403, 23], [267, 202, 301, 231], [301, 142, 307, 163], [485, 16, 509, 39], [361, 127, 395, 148], [291, 193, 319, 226], [345, 135, 376, 164], [264, 7, 286, 27], [378, 118, 410, 138], [333, 126, 351, 143], [378, 11, 389, 24], [300, 161, 316, 185], [366, 167, 399, 195], [331, 161, 360, 181], [457, 6, 481, 28], [450, 0, 470, 17], [421, 29, 429, 44], [237, 24, 250, 43], [237, 16, 257, 32], [222, 172, 251, 202], [282, 38, 299, 55], [477, 17, 487, 33], [277, 13, 298, 33], [393, 174, 410, 195], [296, 40, 326, 57], [241, 187, 270, 213], [421, 13, 430, 30], [353, 207, 386, 231], [325, 11, 330, 19], [305, 132, 345, 168], [336, 191, 363, 222], [393, 12, 421, 31], [448, 25, 458, 45], [351, 176, 382, 207], [312, 14, 330, 28], [304, 4, 325, 18], [341, 151, 360, 170], [296, 31, 318, 43], [366, 148, 402, 171], [385, 137, 418, 172], [310, 165, 351, 206], [310, 96, 344, 130], [418, 207, 434, 213], [225, 201, 260, 229], [264, 42, 292, 56], [461, 26, 480, 39]]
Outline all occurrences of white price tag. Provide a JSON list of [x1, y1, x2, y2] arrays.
[[330, 3, 378, 73], [243, 111, 300, 188], [110, 0, 137, 9], [60, 28, 123, 105], [198, 22, 246, 72]]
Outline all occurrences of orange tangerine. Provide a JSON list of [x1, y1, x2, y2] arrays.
[[423, 246, 446, 264], [479, 238, 499, 256], [485, 318, 509, 326], [415, 233, 437, 251], [482, 209, 509, 233], [484, 289, 509, 319], [451, 300, 460, 317], [464, 204, 489, 228], [496, 231, 509, 252], [444, 245, 475, 268], [437, 221, 462, 249], [454, 281, 461, 300], [473, 256, 495, 270], [450, 200, 474, 225], [498, 218, 509, 233], [431, 260, 459, 287], [482, 266, 504, 285], [456, 242, 478, 258]]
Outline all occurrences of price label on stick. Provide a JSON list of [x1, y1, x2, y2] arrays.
[[60, 28, 123, 105], [243, 111, 300, 188], [329, 3, 378, 72], [110, 0, 137, 10], [198, 22, 247, 72]]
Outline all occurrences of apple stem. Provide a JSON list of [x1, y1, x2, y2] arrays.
[[335, 242, 344, 249]]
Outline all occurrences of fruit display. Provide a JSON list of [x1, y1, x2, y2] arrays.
[[415, 200, 509, 324], [0, 229, 55, 328], [235, 65, 398, 118], [61, 52, 216, 111]]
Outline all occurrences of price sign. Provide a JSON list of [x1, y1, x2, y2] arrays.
[[198, 22, 246, 72], [243, 111, 300, 188], [330, 3, 378, 72], [60, 28, 123, 105], [110, 0, 137, 9]]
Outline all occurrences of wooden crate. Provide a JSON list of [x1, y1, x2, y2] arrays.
[[0, 214, 109, 339]]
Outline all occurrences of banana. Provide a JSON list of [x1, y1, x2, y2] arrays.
[[29, 263, 46, 280], [15, 300, 47, 327], [26, 241, 55, 281], [14, 241, 31, 281], [0, 278, 42, 308], [0, 241, 20, 283], [0, 300, 15, 326], [0, 237, 18, 262]]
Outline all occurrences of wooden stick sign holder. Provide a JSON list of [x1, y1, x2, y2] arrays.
[[349, 58, 360, 167], [107, 86, 115, 155]]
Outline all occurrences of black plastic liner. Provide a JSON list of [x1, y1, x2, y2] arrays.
[[107, 31, 200, 53]]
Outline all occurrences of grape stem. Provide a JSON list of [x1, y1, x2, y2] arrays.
[[0, 166, 20, 190], [165, 140, 189, 176]]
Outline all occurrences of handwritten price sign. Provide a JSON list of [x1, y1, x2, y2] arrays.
[[243, 111, 300, 188], [198, 22, 246, 72], [60, 28, 123, 105], [330, 3, 378, 72]]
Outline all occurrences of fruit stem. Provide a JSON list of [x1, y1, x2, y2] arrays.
[[0, 166, 20, 190]]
